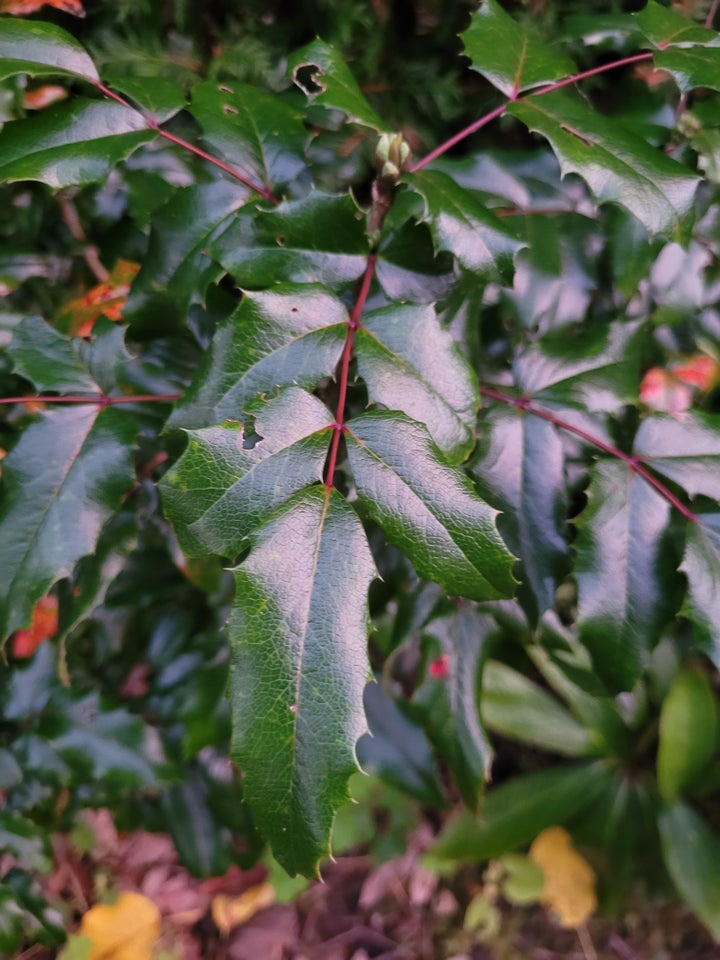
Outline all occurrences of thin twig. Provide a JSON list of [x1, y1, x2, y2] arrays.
[[577, 924, 599, 960], [57, 190, 109, 282], [706, 0, 720, 29], [479, 385, 698, 523]]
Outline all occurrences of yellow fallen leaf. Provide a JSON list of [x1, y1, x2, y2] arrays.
[[529, 826, 597, 929], [211, 882, 275, 934], [79, 891, 161, 960]]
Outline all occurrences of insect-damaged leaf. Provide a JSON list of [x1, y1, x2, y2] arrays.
[[228, 486, 375, 876], [346, 412, 517, 601]]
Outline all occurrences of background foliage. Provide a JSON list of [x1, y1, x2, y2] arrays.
[[2, 0, 720, 954]]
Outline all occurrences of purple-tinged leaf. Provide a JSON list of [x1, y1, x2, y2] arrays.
[[229, 486, 375, 876], [634, 412, 720, 500], [460, 0, 577, 97]]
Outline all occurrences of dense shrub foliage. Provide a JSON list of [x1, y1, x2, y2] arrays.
[[1, 0, 720, 951]]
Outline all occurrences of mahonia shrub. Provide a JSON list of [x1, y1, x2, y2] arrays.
[[1, 0, 720, 946]]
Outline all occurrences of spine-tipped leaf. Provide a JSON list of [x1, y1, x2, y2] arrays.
[[229, 486, 375, 876], [346, 411, 517, 601]]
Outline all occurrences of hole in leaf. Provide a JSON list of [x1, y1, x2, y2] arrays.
[[223, 104, 239, 115], [242, 429, 264, 450], [218, 84, 234, 94], [293, 62, 326, 96], [275, 235, 287, 247]]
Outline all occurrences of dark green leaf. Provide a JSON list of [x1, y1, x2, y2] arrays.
[[680, 513, 720, 658], [208, 191, 368, 290], [508, 91, 700, 238], [346, 411, 517, 601], [9, 316, 98, 393], [428, 762, 610, 862], [482, 660, 594, 756], [460, 0, 577, 97], [356, 302, 478, 464], [574, 460, 678, 692], [161, 387, 332, 558], [101, 74, 187, 123], [472, 408, 568, 617], [162, 773, 231, 877], [0, 407, 139, 639], [289, 39, 386, 130], [229, 486, 375, 876], [405, 170, 523, 281], [659, 801, 720, 940], [634, 413, 720, 500], [0, 19, 98, 83], [0, 99, 155, 188], [169, 284, 347, 430], [124, 180, 251, 336], [375, 207, 453, 304], [189, 79, 308, 190], [655, 47, 720, 95], [633, 1, 717, 47]]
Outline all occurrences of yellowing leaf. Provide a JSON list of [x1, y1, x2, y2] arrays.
[[78, 892, 161, 960], [211, 882, 275, 934], [529, 826, 597, 928]]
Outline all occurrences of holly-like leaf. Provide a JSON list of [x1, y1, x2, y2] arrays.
[[405, 170, 523, 281], [0, 99, 154, 188], [169, 284, 348, 430], [574, 460, 679, 692], [355, 302, 478, 464], [633, 1, 717, 47], [0, 18, 98, 83], [9, 315, 98, 392], [680, 513, 720, 658], [472, 408, 568, 618], [345, 411, 517, 601], [101, 74, 187, 123], [508, 91, 700, 238], [189, 80, 308, 191], [208, 191, 368, 290], [0, 406, 139, 639], [229, 486, 375, 876], [124, 180, 252, 336], [460, 0, 577, 97], [634, 412, 720, 501], [289, 39, 386, 130], [160, 387, 332, 559], [654, 47, 720, 95], [375, 212, 453, 304]]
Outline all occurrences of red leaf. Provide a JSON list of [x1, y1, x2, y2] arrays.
[[11, 595, 58, 658]]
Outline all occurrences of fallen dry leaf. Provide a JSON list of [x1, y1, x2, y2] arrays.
[[78, 891, 161, 960], [22, 85, 69, 110], [60, 260, 140, 337], [212, 882, 276, 934], [529, 826, 597, 929]]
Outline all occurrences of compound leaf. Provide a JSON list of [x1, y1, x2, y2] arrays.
[[229, 486, 375, 876], [346, 411, 517, 601]]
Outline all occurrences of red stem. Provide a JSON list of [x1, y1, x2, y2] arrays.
[[324, 254, 377, 489], [0, 393, 180, 406], [479, 385, 698, 523], [706, 0, 720, 28], [92, 81, 277, 203], [409, 52, 655, 172]]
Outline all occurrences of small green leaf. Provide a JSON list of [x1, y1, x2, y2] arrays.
[[124, 180, 252, 336], [575, 460, 679, 693], [356, 302, 478, 464], [428, 762, 610, 862], [0, 407, 139, 639], [289, 39, 386, 130], [508, 91, 700, 238], [0, 99, 154, 188], [209, 191, 369, 290], [0, 19, 98, 83], [229, 486, 375, 876], [634, 413, 720, 501], [461, 0, 577, 97], [659, 801, 720, 940], [657, 668, 718, 801], [189, 80, 308, 190], [681, 514, 720, 658], [346, 411, 517, 601], [161, 387, 332, 558], [169, 284, 348, 429], [405, 170, 523, 281], [482, 660, 594, 756]]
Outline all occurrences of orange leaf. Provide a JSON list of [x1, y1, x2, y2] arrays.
[[12, 595, 58, 659], [0, 0, 85, 15], [61, 260, 141, 337], [529, 826, 597, 929], [211, 882, 275, 934], [22, 85, 68, 110], [78, 892, 160, 960], [639, 367, 693, 416], [671, 354, 718, 391]]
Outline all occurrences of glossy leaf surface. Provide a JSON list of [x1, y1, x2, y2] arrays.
[[680, 514, 720, 658], [634, 413, 720, 501], [228, 486, 375, 876], [9, 316, 98, 393], [346, 412, 517, 601], [0, 18, 98, 82]]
